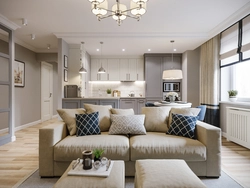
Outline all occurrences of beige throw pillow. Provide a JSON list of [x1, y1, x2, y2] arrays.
[[111, 108, 134, 115], [84, 104, 112, 132], [109, 114, 146, 135], [141, 107, 172, 132], [168, 108, 201, 127], [57, 108, 86, 135]]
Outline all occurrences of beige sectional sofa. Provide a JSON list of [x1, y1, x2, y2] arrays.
[[39, 104, 221, 177]]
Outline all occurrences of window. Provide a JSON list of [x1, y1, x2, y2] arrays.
[[220, 14, 250, 102]]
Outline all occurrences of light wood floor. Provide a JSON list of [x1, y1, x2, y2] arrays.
[[0, 119, 250, 188]]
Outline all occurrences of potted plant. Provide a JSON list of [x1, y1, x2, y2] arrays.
[[92, 148, 104, 161], [228, 90, 238, 102], [106, 89, 112, 97]]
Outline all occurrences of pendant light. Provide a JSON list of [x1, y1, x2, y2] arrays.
[[162, 40, 183, 80], [98, 42, 106, 73], [79, 42, 87, 74]]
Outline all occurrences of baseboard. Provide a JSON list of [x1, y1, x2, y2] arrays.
[[15, 120, 42, 132], [222, 132, 227, 138]]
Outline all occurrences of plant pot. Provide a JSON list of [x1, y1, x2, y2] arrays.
[[107, 94, 112, 97], [94, 156, 101, 162], [229, 97, 237, 102]]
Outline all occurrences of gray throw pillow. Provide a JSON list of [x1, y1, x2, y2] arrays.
[[109, 114, 146, 135]]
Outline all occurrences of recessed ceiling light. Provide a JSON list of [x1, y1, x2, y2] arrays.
[[31, 34, 35, 40], [97, 49, 100, 51], [173, 49, 177, 51], [148, 49, 151, 51], [122, 49, 125, 51], [22, 18, 27, 26]]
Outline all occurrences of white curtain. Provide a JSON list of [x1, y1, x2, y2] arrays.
[[200, 35, 220, 126]]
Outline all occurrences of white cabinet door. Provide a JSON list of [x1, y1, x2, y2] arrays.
[[119, 59, 129, 81], [107, 59, 120, 81], [136, 59, 144, 81], [129, 59, 137, 81], [91, 59, 107, 81]]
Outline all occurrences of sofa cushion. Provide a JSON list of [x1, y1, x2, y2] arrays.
[[84, 104, 112, 132], [109, 114, 146, 135], [75, 112, 101, 136], [167, 113, 198, 139], [168, 108, 200, 127], [54, 132, 130, 162], [130, 132, 206, 161], [57, 108, 86, 136], [141, 107, 171, 132], [111, 108, 134, 115]]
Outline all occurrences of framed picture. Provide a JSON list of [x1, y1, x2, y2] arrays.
[[64, 69, 68, 82], [64, 55, 68, 68], [14, 60, 25, 87]]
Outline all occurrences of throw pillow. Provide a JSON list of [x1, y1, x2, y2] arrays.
[[167, 113, 198, 139], [141, 107, 171, 132], [168, 108, 201, 128], [84, 104, 112, 132], [57, 108, 86, 135], [75, 112, 101, 136], [110, 108, 135, 115], [109, 114, 146, 135]]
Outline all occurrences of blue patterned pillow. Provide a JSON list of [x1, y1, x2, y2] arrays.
[[167, 113, 198, 139], [75, 112, 101, 136]]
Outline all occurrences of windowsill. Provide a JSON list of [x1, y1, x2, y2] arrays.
[[219, 101, 250, 107]]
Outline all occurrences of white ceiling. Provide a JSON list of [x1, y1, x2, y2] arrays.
[[0, 0, 250, 56]]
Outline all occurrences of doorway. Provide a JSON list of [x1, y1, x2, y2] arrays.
[[41, 61, 53, 122]]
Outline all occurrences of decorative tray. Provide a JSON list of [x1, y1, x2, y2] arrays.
[[67, 159, 113, 177]]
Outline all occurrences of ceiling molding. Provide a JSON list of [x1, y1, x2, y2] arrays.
[[208, 2, 250, 38], [0, 14, 20, 30], [54, 32, 208, 39]]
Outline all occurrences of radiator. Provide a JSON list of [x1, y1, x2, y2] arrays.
[[226, 107, 250, 149]]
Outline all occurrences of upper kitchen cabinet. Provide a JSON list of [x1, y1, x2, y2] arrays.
[[163, 55, 182, 70], [145, 56, 163, 98], [107, 59, 120, 81], [91, 59, 108, 81], [120, 58, 144, 81]]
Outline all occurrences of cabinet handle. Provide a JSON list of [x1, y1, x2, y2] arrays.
[[85, 82, 86, 89], [137, 73, 138, 80], [108, 73, 109, 80]]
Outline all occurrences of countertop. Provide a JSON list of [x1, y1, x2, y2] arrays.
[[63, 97, 146, 100]]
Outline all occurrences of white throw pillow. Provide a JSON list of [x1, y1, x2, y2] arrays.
[[110, 108, 134, 115], [109, 114, 146, 135]]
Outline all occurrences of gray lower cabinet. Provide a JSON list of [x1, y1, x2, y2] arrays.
[[120, 98, 146, 114], [62, 98, 119, 109], [62, 99, 81, 109]]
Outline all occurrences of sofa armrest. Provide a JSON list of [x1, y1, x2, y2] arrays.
[[39, 121, 68, 177], [196, 120, 221, 177]]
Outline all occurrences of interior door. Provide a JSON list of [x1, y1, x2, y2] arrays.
[[41, 61, 53, 122]]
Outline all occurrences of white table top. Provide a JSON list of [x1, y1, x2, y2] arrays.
[[154, 102, 192, 108]]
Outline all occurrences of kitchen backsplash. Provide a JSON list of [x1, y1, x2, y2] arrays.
[[89, 81, 145, 97]]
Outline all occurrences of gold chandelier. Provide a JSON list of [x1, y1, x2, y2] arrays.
[[88, 0, 149, 26]]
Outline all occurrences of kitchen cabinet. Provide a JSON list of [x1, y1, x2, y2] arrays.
[[62, 99, 81, 109], [120, 58, 144, 81], [120, 98, 137, 111], [137, 98, 146, 114], [107, 59, 120, 81], [144, 54, 182, 100], [91, 59, 108, 81]]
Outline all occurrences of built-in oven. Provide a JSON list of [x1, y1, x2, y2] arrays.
[[163, 82, 180, 92]]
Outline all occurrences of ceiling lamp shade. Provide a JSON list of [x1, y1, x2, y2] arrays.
[[162, 70, 183, 80], [79, 42, 87, 74], [130, 1, 146, 16], [88, 0, 149, 26], [92, 0, 108, 16]]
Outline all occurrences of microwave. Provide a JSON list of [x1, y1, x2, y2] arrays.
[[163, 82, 180, 92]]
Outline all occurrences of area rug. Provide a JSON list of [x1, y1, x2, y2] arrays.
[[16, 169, 243, 188]]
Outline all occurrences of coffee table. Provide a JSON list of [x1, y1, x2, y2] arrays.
[[53, 160, 125, 188]]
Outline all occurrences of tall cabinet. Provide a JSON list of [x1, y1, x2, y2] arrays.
[[144, 54, 182, 102]]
